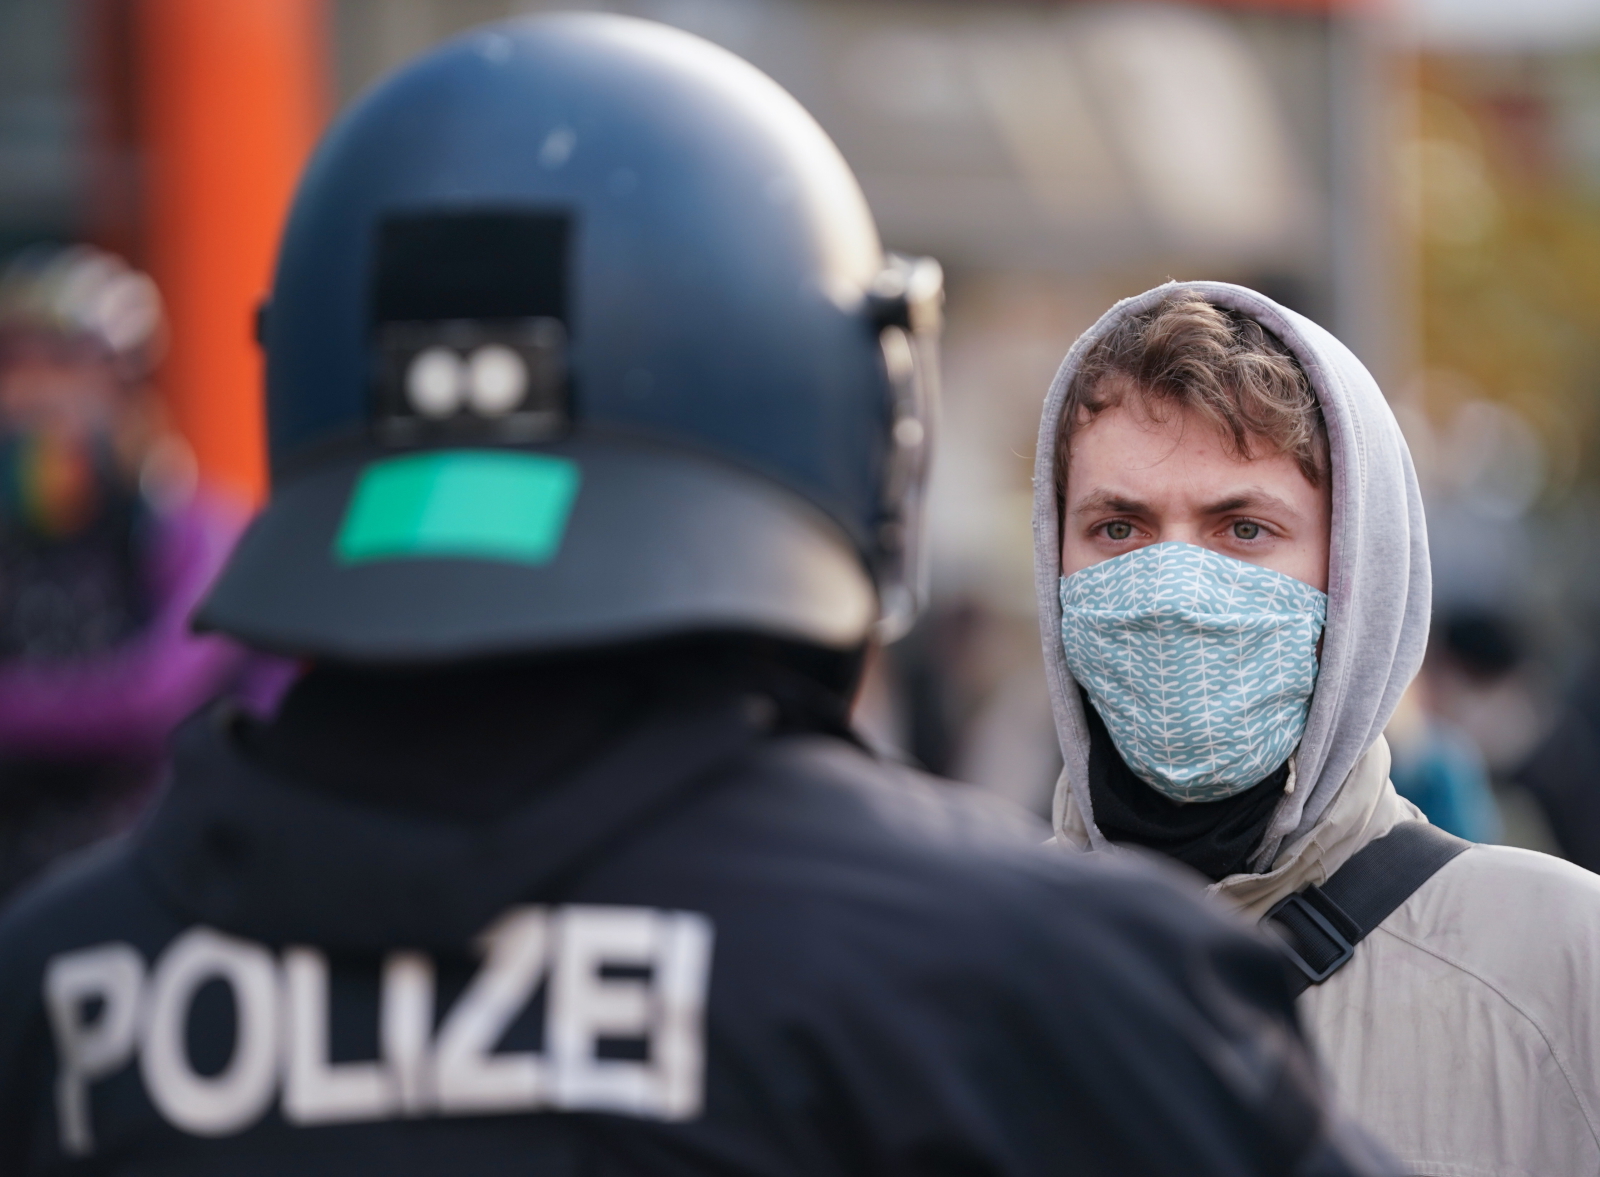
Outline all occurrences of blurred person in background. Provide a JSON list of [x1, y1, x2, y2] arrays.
[[1383, 611, 1517, 843], [1384, 680, 1501, 844], [1036, 283, 1600, 1176], [1516, 651, 1600, 871], [0, 18, 1397, 1176], [0, 247, 250, 902]]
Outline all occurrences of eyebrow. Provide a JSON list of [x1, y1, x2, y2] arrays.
[[1070, 487, 1302, 519], [1070, 491, 1150, 518], [1199, 489, 1300, 517]]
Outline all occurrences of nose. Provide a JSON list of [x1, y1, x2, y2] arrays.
[[1151, 521, 1208, 549]]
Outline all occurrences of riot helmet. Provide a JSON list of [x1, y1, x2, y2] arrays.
[[198, 13, 941, 663]]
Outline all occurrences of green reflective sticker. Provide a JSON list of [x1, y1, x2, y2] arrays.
[[335, 451, 580, 566]]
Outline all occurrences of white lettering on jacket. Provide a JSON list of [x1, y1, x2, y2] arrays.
[[44, 943, 143, 1156], [139, 928, 280, 1138], [41, 905, 715, 1156]]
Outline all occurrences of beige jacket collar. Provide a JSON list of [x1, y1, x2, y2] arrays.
[[1056, 737, 1422, 921]]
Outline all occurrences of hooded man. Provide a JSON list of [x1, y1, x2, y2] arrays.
[[1034, 281, 1600, 1176]]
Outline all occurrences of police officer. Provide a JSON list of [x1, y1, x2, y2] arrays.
[[0, 15, 1396, 1175]]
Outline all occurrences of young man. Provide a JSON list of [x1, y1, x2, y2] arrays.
[[0, 21, 1391, 1176], [1035, 282, 1600, 1175]]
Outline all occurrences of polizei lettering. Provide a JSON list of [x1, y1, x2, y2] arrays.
[[43, 905, 714, 1156]]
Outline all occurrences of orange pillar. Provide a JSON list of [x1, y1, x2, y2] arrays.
[[134, 0, 327, 505]]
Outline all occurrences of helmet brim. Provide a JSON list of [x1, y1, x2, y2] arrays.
[[195, 436, 877, 664]]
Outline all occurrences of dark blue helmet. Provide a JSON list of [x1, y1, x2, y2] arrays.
[[198, 13, 941, 662]]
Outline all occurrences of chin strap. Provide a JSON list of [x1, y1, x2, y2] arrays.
[[1261, 820, 1470, 997]]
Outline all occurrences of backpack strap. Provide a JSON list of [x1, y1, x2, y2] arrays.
[[1261, 821, 1471, 997]]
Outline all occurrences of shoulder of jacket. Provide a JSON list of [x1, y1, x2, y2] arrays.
[[1423, 842, 1600, 913], [748, 736, 1239, 938], [1355, 844, 1600, 1149], [750, 734, 1051, 853], [1374, 843, 1600, 1003], [0, 838, 152, 972]]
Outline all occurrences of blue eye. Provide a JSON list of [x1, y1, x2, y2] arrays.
[[1233, 521, 1261, 540], [1105, 521, 1133, 541]]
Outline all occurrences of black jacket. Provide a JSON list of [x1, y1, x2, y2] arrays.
[[0, 658, 1393, 1176]]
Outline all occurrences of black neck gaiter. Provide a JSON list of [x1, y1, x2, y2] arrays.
[[1084, 700, 1288, 882]]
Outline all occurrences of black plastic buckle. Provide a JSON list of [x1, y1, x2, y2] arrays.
[[1263, 890, 1355, 985]]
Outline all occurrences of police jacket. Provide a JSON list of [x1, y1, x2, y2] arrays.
[[0, 651, 1394, 1176]]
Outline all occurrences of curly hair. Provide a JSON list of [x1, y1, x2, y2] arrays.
[[1056, 291, 1328, 507]]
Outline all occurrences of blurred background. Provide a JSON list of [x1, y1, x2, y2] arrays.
[[2, 0, 1599, 881]]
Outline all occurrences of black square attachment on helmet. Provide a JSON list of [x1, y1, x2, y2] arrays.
[[371, 211, 572, 445]]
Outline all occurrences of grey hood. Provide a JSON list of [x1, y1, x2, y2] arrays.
[[1032, 281, 1431, 869]]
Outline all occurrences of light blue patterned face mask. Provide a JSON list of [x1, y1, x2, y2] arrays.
[[1060, 542, 1328, 803]]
